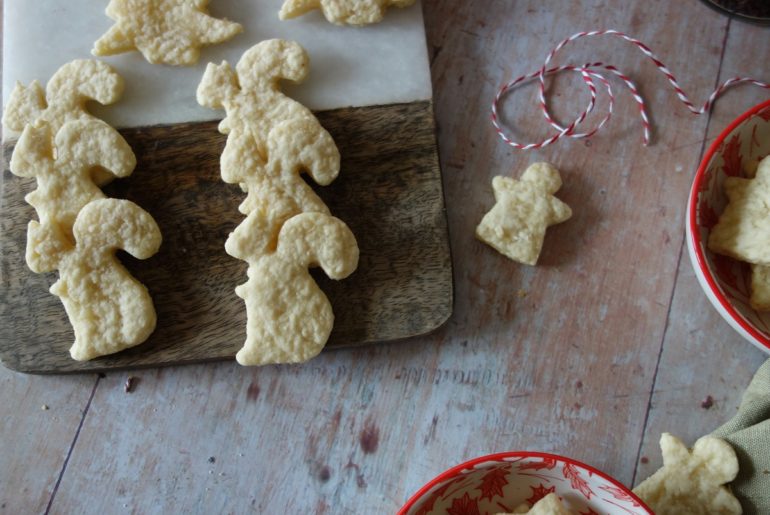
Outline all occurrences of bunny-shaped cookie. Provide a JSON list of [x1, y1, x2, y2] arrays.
[[3, 60, 126, 186], [225, 118, 340, 264], [197, 39, 335, 180], [10, 119, 136, 273], [198, 39, 357, 366], [235, 212, 358, 366], [47, 198, 162, 361]]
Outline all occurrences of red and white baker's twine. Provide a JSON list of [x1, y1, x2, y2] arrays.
[[491, 29, 770, 150]]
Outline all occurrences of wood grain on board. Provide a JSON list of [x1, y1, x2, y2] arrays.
[[0, 101, 453, 374], [3, 1, 769, 514]]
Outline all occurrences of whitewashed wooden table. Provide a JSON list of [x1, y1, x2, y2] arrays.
[[2, 1, 769, 513]]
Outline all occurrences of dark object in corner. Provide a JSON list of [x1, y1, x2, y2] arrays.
[[701, 0, 770, 25]]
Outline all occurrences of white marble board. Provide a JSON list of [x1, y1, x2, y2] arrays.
[[2, 0, 433, 130]]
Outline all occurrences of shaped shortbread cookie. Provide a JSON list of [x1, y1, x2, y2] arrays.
[[2, 59, 126, 186], [750, 265, 770, 311], [197, 39, 335, 179], [499, 493, 571, 514], [2, 60, 123, 138], [709, 155, 770, 265], [235, 213, 358, 366], [225, 119, 339, 263], [10, 120, 136, 273], [279, 0, 416, 25], [633, 433, 742, 515], [198, 38, 356, 365], [476, 162, 571, 265], [42, 199, 162, 361], [93, 0, 243, 66]]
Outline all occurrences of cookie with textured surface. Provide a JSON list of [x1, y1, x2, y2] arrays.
[[476, 162, 571, 265], [50, 199, 162, 361], [633, 433, 742, 515], [279, 0, 416, 25], [93, 0, 242, 66], [235, 213, 358, 366]]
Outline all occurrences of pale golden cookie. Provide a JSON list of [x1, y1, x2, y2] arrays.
[[93, 0, 242, 66], [47, 199, 162, 361], [197, 39, 335, 180], [235, 213, 359, 366], [633, 433, 741, 515], [2, 59, 126, 186], [5, 62, 160, 362], [198, 38, 356, 366], [709, 155, 770, 265], [279, 0, 416, 25], [502, 493, 571, 514], [2, 60, 123, 138], [750, 264, 770, 311], [476, 162, 572, 265], [224, 119, 339, 264], [10, 120, 136, 272]]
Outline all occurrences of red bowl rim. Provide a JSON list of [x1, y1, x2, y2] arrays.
[[688, 98, 770, 352], [397, 450, 653, 514]]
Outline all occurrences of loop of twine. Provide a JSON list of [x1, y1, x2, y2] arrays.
[[491, 29, 770, 150]]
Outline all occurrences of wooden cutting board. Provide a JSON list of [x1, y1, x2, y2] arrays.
[[0, 1, 452, 373]]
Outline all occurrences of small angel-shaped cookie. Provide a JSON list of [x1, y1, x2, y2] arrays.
[[476, 162, 572, 265]]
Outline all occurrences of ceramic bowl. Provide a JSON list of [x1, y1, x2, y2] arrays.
[[398, 451, 652, 515], [699, 0, 770, 25], [687, 98, 770, 355]]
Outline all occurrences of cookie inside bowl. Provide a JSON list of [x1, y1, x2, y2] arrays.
[[399, 452, 651, 515], [688, 99, 770, 353]]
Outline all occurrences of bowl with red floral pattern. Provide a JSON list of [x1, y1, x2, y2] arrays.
[[687, 98, 770, 355], [398, 451, 652, 515]]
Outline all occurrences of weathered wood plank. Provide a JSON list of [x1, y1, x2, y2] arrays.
[[411, 0, 724, 486], [0, 102, 452, 373], [44, 1, 734, 513], [0, 366, 95, 513], [634, 16, 770, 487]]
